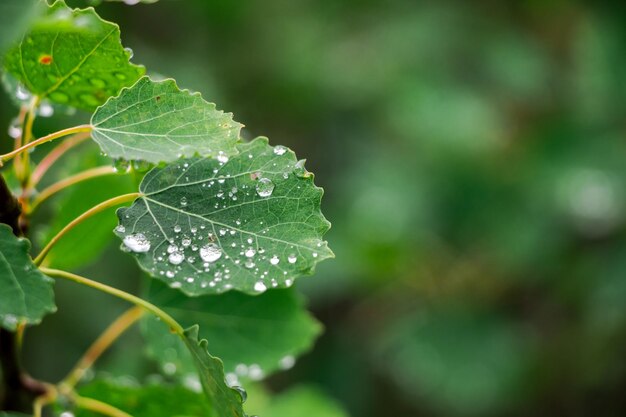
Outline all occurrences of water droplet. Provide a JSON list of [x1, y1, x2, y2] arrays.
[[256, 178, 275, 198], [248, 364, 264, 380], [293, 160, 309, 178], [113, 158, 130, 173], [225, 372, 239, 387], [235, 364, 248, 375], [8, 118, 22, 139], [123, 0, 141, 5], [123, 233, 151, 253], [200, 243, 222, 262], [174, 225, 182, 233], [273, 145, 287, 155], [232, 386, 247, 403], [245, 248, 256, 258], [169, 251, 185, 265], [124, 47, 134, 59], [254, 281, 267, 293], [59, 412, 75, 417], [183, 374, 202, 393], [180, 197, 188, 207], [245, 259, 255, 269], [15, 83, 31, 101], [163, 362, 177, 375], [270, 255, 280, 265], [115, 225, 126, 233], [38, 101, 54, 117], [288, 254, 297, 264], [181, 237, 192, 247], [217, 152, 229, 163], [279, 355, 295, 370], [132, 159, 151, 172]]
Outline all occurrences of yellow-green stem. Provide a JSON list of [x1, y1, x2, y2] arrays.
[[29, 131, 91, 189], [40, 268, 184, 335], [32, 384, 57, 417], [74, 395, 134, 417], [0, 124, 92, 167], [18, 96, 41, 185], [34, 192, 141, 265], [29, 166, 116, 213], [60, 307, 143, 391]]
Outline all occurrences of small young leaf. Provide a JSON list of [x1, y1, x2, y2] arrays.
[[183, 326, 246, 417], [143, 280, 322, 381], [115, 137, 333, 295], [0, 224, 56, 330], [91, 76, 241, 163], [3, 0, 144, 111], [75, 379, 215, 417]]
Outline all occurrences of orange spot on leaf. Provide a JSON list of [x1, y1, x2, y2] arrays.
[[39, 55, 53, 65]]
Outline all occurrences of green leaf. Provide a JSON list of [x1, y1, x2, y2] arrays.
[[115, 137, 333, 295], [38, 146, 135, 270], [3, 0, 144, 111], [0, 224, 56, 330], [90, 76, 241, 163], [182, 326, 245, 417], [75, 379, 215, 417], [250, 386, 349, 417], [143, 280, 322, 382]]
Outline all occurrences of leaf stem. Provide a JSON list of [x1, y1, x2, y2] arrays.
[[34, 192, 141, 265], [18, 96, 41, 185], [32, 384, 57, 417], [13, 105, 29, 178], [74, 395, 134, 417], [40, 268, 184, 335], [0, 124, 92, 167], [29, 131, 91, 189], [29, 166, 117, 213], [60, 307, 144, 391]]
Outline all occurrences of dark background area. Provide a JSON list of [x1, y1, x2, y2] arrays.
[[1, 0, 626, 416]]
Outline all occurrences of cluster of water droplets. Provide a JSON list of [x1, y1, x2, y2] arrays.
[[115, 144, 325, 292]]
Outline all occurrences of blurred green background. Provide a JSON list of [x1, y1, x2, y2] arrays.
[[2, 0, 626, 416]]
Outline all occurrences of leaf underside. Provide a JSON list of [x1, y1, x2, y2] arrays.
[[0, 225, 56, 331], [91, 76, 241, 163], [143, 280, 322, 381], [115, 137, 333, 295], [3, 0, 144, 111]]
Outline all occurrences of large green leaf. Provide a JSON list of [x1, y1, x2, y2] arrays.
[[182, 326, 245, 417], [115, 137, 333, 295], [74, 379, 214, 417], [90, 76, 241, 163], [3, 0, 144, 111], [37, 145, 135, 270], [249, 386, 349, 417], [0, 224, 56, 330], [143, 280, 322, 382]]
